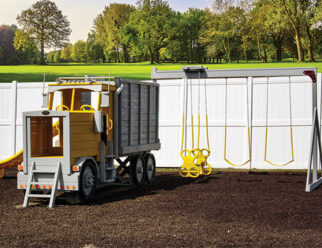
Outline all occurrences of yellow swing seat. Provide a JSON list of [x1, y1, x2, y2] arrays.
[[195, 148, 212, 175], [179, 149, 201, 178]]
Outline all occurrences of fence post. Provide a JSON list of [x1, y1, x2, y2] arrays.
[[10, 80, 17, 155], [318, 73, 322, 175], [319, 73, 322, 141], [248, 77, 253, 170]]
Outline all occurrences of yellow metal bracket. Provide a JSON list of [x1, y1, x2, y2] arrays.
[[106, 114, 113, 135]]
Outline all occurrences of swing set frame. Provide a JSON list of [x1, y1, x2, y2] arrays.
[[152, 66, 320, 191]]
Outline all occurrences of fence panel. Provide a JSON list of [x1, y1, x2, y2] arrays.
[[0, 73, 320, 170]]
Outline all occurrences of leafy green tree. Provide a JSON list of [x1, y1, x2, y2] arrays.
[[95, 4, 135, 63], [120, 23, 144, 62], [85, 34, 104, 62], [13, 29, 38, 64], [272, 0, 305, 61], [180, 9, 206, 63], [47, 51, 56, 63], [17, 0, 71, 64], [61, 43, 73, 62], [302, 0, 321, 61], [238, 1, 253, 62], [272, 0, 322, 62], [257, 0, 290, 61], [72, 40, 86, 62], [250, 3, 270, 62], [93, 13, 108, 48], [54, 50, 61, 63], [129, 0, 176, 63], [0, 25, 15, 65], [201, 6, 242, 63], [161, 12, 185, 62]]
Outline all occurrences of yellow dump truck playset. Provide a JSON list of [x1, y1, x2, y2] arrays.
[[16, 76, 160, 207]]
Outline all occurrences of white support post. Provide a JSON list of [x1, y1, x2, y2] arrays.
[[318, 73, 322, 174], [305, 108, 322, 192], [306, 73, 322, 192], [312, 78, 318, 182], [248, 77, 253, 170], [10, 81, 17, 155]]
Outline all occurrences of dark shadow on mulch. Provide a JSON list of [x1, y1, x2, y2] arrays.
[[55, 173, 218, 206]]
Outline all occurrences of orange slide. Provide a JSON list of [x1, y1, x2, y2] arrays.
[[0, 150, 23, 178]]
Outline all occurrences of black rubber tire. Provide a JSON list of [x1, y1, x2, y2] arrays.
[[131, 155, 146, 186], [144, 153, 156, 183], [79, 160, 97, 202]]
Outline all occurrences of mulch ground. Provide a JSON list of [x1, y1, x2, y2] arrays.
[[1, 169, 322, 248]]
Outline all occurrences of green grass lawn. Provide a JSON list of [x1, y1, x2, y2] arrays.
[[0, 61, 321, 82]]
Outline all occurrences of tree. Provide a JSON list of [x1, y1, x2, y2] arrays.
[[273, 0, 307, 62], [72, 40, 86, 62], [0, 25, 15, 65], [85, 34, 104, 63], [17, 0, 71, 64], [129, 0, 176, 63], [61, 43, 73, 62], [202, 6, 242, 63], [238, 1, 253, 63], [13, 29, 38, 64], [250, 3, 270, 62], [257, 0, 290, 61], [94, 3, 135, 63], [302, 0, 321, 61], [54, 50, 61, 63], [182, 9, 206, 63], [47, 51, 56, 63]]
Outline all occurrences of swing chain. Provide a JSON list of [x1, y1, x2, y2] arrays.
[[179, 71, 212, 177], [264, 76, 294, 167], [224, 77, 251, 166]]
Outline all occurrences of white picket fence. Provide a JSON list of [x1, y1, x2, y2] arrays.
[[0, 73, 321, 169]]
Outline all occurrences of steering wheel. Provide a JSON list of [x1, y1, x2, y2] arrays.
[[55, 105, 69, 111], [80, 105, 95, 111]]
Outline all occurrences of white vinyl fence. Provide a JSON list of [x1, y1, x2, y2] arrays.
[[0, 73, 321, 169]]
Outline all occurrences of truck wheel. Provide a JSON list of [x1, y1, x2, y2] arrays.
[[131, 155, 146, 185], [80, 160, 97, 201], [145, 153, 156, 183]]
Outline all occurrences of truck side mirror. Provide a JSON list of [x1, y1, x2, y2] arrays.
[[94, 111, 104, 133], [42, 93, 49, 108], [100, 92, 109, 107]]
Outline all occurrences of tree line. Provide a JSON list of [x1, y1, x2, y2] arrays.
[[0, 0, 321, 65]]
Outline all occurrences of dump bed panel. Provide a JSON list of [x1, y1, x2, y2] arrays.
[[115, 78, 160, 156]]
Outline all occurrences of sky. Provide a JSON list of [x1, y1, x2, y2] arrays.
[[0, 0, 213, 44]]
